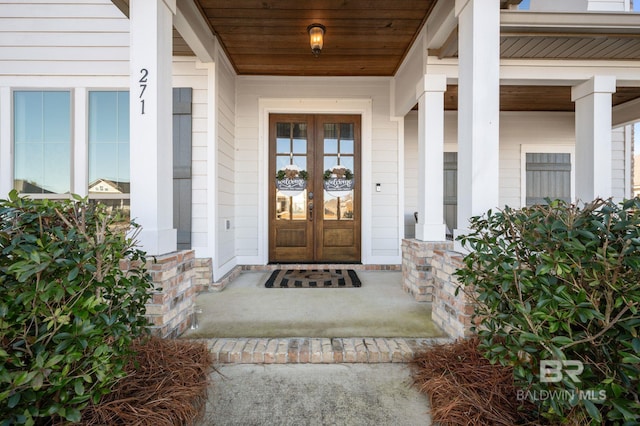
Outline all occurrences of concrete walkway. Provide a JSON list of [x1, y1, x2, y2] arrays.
[[199, 364, 432, 426], [185, 270, 441, 425]]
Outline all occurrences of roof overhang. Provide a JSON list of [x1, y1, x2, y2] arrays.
[[431, 10, 640, 60]]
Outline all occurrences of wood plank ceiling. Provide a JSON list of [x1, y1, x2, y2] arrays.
[[194, 0, 437, 76], [436, 33, 640, 60], [444, 86, 640, 112]]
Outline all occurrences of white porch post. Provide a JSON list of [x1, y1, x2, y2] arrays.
[[453, 0, 501, 252], [129, 0, 177, 255], [415, 75, 447, 241], [571, 76, 616, 202]]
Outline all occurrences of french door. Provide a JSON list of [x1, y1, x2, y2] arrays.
[[269, 114, 361, 263]]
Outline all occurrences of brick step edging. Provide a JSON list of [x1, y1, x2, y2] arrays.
[[188, 337, 453, 364]]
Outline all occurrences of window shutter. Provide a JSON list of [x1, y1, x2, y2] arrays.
[[525, 153, 571, 206], [173, 88, 192, 250], [444, 152, 458, 236]]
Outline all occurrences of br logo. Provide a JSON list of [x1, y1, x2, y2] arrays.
[[540, 360, 584, 383]]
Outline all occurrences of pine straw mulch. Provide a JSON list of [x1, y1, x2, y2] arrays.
[[79, 336, 213, 426], [411, 337, 546, 426]]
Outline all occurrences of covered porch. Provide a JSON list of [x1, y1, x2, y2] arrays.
[[115, 0, 640, 339]]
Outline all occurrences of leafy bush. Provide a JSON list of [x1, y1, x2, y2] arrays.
[[456, 198, 640, 424], [0, 191, 153, 425]]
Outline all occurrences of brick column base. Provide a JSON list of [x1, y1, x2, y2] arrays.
[[193, 258, 213, 292], [431, 249, 475, 339], [401, 239, 452, 302], [401, 239, 476, 339], [143, 250, 196, 338]]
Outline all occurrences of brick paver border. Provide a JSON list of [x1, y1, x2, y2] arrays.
[[190, 337, 453, 364]]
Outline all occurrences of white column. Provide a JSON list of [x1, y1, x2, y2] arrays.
[[129, 0, 177, 255], [454, 0, 501, 251], [571, 76, 616, 202], [415, 75, 447, 241], [0, 87, 11, 197]]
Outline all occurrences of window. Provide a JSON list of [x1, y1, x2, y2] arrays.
[[521, 145, 575, 207], [88, 91, 130, 218], [13, 91, 71, 194]]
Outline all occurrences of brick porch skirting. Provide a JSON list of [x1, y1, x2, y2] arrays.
[[191, 337, 452, 364]]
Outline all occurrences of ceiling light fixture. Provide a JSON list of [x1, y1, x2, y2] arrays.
[[307, 23, 326, 57]]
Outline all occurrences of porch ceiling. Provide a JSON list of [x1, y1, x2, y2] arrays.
[[193, 0, 438, 76], [443, 85, 640, 112]]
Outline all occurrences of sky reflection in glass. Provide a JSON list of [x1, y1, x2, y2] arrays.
[[89, 91, 130, 193], [14, 91, 71, 194]]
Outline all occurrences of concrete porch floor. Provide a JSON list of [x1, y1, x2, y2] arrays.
[[182, 270, 445, 339]]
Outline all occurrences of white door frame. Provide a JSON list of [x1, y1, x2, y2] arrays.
[[257, 98, 373, 265]]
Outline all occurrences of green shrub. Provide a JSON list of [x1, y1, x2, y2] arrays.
[[0, 191, 153, 425], [456, 198, 640, 424]]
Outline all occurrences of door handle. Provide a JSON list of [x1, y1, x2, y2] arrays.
[[308, 202, 313, 220]]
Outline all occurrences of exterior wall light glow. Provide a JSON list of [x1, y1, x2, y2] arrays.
[[307, 24, 326, 57]]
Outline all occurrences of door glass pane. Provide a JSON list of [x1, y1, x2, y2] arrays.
[[292, 123, 307, 139], [292, 139, 306, 154], [341, 139, 354, 154], [277, 123, 291, 138], [340, 157, 354, 171], [324, 138, 338, 154], [291, 191, 307, 220], [276, 194, 291, 219], [324, 157, 335, 171], [275, 121, 308, 221], [277, 139, 290, 153], [340, 193, 354, 219], [276, 155, 290, 170], [323, 121, 355, 221], [324, 193, 338, 220], [292, 156, 307, 170], [340, 123, 354, 154]]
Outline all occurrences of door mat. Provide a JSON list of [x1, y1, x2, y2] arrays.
[[264, 269, 361, 288]]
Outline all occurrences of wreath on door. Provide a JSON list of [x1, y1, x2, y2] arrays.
[[323, 165, 354, 195], [276, 164, 308, 197]]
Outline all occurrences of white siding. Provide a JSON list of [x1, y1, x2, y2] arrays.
[[0, 1, 129, 77], [217, 56, 236, 270], [236, 77, 401, 262], [611, 126, 628, 200], [172, 59, 209, 254]]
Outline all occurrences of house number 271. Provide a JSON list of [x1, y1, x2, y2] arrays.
[[139, 68, 148, 115]]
